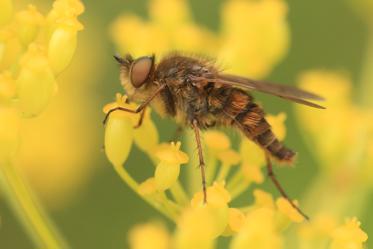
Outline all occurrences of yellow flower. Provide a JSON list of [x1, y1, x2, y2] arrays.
[[14, 5, 44, 45], [48, 20, 82, 74], [103, 95, 134, 167], [240, 138, 265, 167], [128, 222, 171, 249], [330, 218, 368, 249], [154, 142, 188, 165], [220, 0, 289, 78], [223, 208, 245, 236], [217, 149, 241, 166], [0, 71, 16, 101], [110, 0, 217, 56], [203, 130, 231, 152], [154, 142, 188, 191], [297, 213, 337, 240], [253, 189, 275, 209], [296, 71, 359, 169], [276, 197, 304, 223], [16, 45, 57, 117], [138, 177, 158, 196], [241, 163, 264, 184], [267, 113, 287, 141], [230, 207, 283, 249], [191, 181, 231, 208], [0, 0, 13, 27], [174, 206, 217, 249]]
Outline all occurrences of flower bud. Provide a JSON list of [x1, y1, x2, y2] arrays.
[[0, 71, 16, 101], [16, 45, 57, 117], [133, 114, 159, 153], [104, 112, 133, 167], [154, 161, 180, 191], [222, 208, 245, 236], [15, 5, 44, 46], [48, 21, 82, 74], [0, 0, 13, 27]]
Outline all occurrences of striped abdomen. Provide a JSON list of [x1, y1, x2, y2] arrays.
[[213, 88, 295, 162]]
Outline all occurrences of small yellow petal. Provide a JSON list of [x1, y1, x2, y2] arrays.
[[276, 197, 304, 223], [241, 163, 264, 184], [191, 181, 231, 208], [253, 189, 275, 209], [203, 130, 231, 151], [223, 208, 245, 236], [154, 142, 188, 165], [217, 149, 241, 166], [138, 177, 158, 196], [267, 113, 287, 141]]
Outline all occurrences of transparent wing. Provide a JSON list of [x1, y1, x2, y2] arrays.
[[192, 73, 326, 109]]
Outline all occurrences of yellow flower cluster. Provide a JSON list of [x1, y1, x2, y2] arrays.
[[110, 0, 288, 78], [0, 0, 84, 163], [105, 0, 370, 248], [0, 0, 85, 247]]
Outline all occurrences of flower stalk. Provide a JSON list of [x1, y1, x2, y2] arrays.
[[0, 162, 67, 248]]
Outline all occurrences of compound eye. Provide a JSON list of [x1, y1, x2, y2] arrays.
[[129, 56, 153, 88]]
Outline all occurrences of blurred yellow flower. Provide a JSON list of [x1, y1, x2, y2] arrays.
[[219, 0, 289, 78], [203, 130, 231, 152], [276, 197, 304, 223], [230, 207, 283, 249], [110, 0, 217, 57], [330, 218, 368, 249], [128, 222, 171, 249]]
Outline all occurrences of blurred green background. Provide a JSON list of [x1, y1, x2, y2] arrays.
[[0, 0, 370, 248]]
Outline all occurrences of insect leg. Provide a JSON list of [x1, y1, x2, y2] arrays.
[[103, 85, 165, 124], [133, 108, 146, 129], [265, 154, 310, 220], [192, 119, 208, 204]]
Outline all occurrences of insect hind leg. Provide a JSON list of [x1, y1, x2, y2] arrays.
[[192, 119, 207, 204], [265, 154, 309, 220]]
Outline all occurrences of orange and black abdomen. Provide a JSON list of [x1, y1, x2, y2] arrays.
[[209, 87, 295, 162]]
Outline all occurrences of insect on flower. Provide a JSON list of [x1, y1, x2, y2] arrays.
[[104, 53, 325, 220]]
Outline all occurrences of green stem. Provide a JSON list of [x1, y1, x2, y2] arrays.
[[205, 151, 217, 185], [113, 164, 176, 221], [0, 162, 67, 249], [226, 168, 244, 191], [216, 163, 231, 181], [229, 180, 250, 200], [170, 181, 189, 206]]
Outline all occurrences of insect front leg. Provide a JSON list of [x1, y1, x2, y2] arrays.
[[133, 108, 146, 129], [103, 85, 165, 125], [265, 154, 309, 220], [191, 119, 207, 204]]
